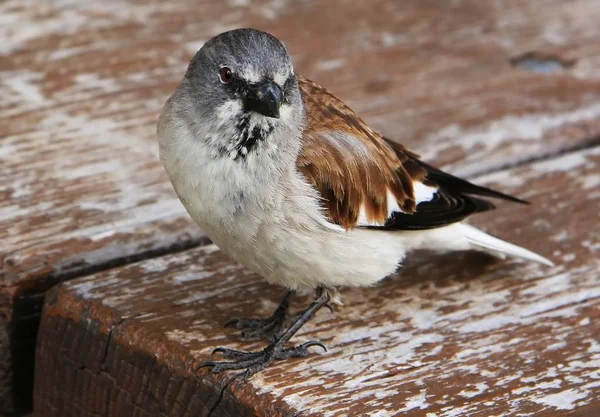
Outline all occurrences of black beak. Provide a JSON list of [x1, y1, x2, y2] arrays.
[[244, 81, 282, 119]]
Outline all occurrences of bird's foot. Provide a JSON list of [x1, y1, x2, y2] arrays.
[[225, 314, 287, 341], [201, 288, 330, 379], [225, 291, 293, 341], [200, 341, 327, 379]]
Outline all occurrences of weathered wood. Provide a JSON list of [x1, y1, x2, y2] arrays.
[[3, 0, 600, 413], [3, 0, 600, 297], [34, 146, 600, 416]]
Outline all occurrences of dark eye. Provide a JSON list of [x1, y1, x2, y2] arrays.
[[219, 67, 234, 84]]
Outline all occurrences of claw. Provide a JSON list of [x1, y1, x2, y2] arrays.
[[301, 341, 327, 353], [197, 361, 217, 370], [268, 340, 328, 360], [224, 319, 238, 328], [212, 347, 226, 355], [243, 368, 254, 381]]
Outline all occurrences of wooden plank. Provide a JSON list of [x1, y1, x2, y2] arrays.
[[3, 0, 600, 294], [3, 0, 600, 413], [33, 146, 600, 416]]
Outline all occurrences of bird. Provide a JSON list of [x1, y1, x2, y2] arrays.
[[157, 28, 553, 378]]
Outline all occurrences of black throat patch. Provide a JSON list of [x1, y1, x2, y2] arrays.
[[231, 114, 274, 160]]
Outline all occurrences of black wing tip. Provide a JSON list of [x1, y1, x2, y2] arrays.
[[381, 136, 529, 205], [416, 160, 529, 205], [367, 192, 497, 231], [475, 186, 530, 205], [504, 194, 530, 205]]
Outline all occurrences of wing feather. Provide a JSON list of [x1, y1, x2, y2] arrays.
[[296, 76, 526, 231]]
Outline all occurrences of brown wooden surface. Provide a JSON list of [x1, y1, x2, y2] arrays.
[[34, 147, 600, 416], [3, 0, 600, 290], [2, 0, 600, 414]]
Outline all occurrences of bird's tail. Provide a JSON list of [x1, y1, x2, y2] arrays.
[[458, 224, 554, 266]]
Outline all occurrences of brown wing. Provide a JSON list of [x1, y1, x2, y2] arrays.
[[296, 76, 526, 230]]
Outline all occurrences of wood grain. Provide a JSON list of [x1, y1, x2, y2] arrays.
[[34, 146, 600, 416], [3, 0, 600, 288], [3, 0, 600, 413]]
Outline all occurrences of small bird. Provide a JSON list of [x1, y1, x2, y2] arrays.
[[157, 28, 553, 378]]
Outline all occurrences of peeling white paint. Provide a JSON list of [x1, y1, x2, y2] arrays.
[[140, 259, 168, 273], [531, 389, 589, 410], [172, 271, 214, 284], [424, 103, 600, 177], [5, 2, 600, 415], [459, 382, 489, 399], [316, 59, 346, 72], [398, 390, 430, 412]]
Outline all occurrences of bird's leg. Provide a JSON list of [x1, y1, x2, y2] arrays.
[[200, 288, 330, 379], [225, 290, 294, 341]]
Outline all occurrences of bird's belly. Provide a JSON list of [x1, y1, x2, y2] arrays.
[[169, 167, 406, 290], [197, 206, 407, 290], [259, 225, 407, 289]]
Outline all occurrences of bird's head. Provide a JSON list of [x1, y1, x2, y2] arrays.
[[178, 28, 304, 160]]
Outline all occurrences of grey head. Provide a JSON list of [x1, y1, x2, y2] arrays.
[[179, 28, 305, 160]]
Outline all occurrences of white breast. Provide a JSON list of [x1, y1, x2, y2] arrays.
[[157, 99, 408, 290]]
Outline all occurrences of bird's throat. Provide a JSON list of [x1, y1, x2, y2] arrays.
[[229, 114, 275, 160]]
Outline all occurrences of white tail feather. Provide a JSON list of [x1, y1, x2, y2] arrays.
[[459, 224, 554, 267]]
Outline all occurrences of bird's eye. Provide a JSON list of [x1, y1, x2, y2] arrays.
[[219, 67, 234, 84]]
